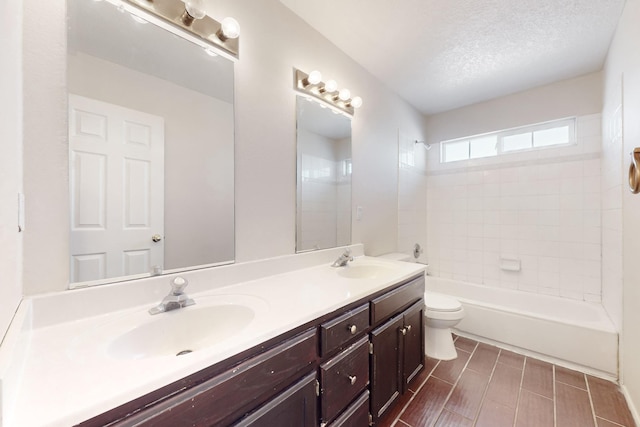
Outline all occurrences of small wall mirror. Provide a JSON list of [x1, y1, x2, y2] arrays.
[[67, 0, 235, 287], [296, 96, 352, 252]]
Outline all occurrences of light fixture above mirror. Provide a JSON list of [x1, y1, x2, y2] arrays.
[[295, 68, 362, 116], [116, 0, 240, 60]]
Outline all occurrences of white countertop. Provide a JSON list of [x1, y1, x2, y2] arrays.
[[4, 252, 425, 427]]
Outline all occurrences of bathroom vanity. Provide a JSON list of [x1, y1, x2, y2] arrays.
[[0, 248, 426, 427], [79, 274, 424, 426]]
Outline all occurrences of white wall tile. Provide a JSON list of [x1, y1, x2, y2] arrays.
[[426, 114, 602, 302]]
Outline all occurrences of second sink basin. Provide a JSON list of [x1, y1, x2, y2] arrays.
[[336, 262, 397, 280]]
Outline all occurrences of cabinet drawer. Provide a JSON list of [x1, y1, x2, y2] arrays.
[[320, 304, 369, 356], [370, 275, 424, 325], [115, 328, 318, 427], [234, 372, 318, 427], [320, 336, 370, 424], [327, 391, 369, 427]]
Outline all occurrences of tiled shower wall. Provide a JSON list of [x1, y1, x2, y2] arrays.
[[601, 83, 623, 330], [426, 114, 603, 302], [398, 131, 428, 263]]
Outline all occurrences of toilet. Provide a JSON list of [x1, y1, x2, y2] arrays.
[[423, 291, 465, 361], [378, 252, 465, 361]]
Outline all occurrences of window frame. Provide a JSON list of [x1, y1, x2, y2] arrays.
[[440, 117, 577, 163]]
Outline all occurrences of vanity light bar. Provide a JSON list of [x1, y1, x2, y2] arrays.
[[294, 69, 363, 116], [113, 0, 240, 61]]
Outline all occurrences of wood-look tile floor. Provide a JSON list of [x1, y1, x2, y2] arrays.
[[379, 335, 636, 427]]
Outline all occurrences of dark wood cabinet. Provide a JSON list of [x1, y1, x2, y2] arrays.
[[370, 314, 403, 420], [78, 273, 425, 427], [401, 301, 425, 393], [234, 372, 318, 427], [320, 304, 369, 356], [319, 336, 370, 424], [370, 299, 425, 423], [327, 391, 370, 427]]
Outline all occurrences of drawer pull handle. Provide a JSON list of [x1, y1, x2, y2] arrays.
[[406, 325, 412, 332], [347, 324, 357, 335], [348, 375, 357, 385]]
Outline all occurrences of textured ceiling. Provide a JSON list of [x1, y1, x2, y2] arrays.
[[280, 0, 625, 115]]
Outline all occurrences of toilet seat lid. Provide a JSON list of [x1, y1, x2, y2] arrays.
[[425, 292, 462, 312]]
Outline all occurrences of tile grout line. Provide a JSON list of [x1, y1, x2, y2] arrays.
[[584, 373, 600, 427], [388, 346, 449, 426], [512, 356, 527, 427], [470, 347, 502, 426], [385, 338, 449, 427], [428, 341, 479, 427], [387, 391, 416, 427]]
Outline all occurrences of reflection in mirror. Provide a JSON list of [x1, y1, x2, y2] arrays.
[[67, 0, 235, 287], [296, 96, 352, 252]]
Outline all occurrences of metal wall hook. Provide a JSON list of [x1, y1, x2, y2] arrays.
[[629, 148, 640, 194]]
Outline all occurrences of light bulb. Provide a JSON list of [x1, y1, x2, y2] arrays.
[[338, 88, 351, 101], [307, 70, 322, 85], [221, 17, 240, 39], [350, 96, 363, 108], [184, 0, 206, 19], [324, 79, 338, 93]]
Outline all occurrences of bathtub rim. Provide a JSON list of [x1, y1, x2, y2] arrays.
[[425, 276, 617, 334]]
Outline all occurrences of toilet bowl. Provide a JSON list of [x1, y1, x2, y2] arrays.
[[377, 252, 465, 361], [424, 291, 465, 361]]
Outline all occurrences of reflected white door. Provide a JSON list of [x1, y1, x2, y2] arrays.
[[69, 94, 165, 283]]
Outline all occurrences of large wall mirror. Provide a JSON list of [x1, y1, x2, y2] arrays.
[[296, 96, 352, 252], [67, 0, 235, 287]]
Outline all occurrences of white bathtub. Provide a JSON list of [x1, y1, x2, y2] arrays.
[[426, 277, 618, 377]]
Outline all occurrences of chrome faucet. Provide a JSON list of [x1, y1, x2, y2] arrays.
[[331, 248, 353, 267], [149, 276, 195, 315]]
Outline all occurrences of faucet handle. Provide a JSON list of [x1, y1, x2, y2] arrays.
[[170, 276, 189, 295]]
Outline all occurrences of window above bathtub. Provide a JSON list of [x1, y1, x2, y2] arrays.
[[440, 117, 577, 164]]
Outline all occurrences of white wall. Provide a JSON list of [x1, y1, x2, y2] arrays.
[[424, 74, 603, 302], [603, 0, 640, 416], [0, 0, 24, 336], [20, 0, 428, 295], [68, 53, 235, 271], [22, 0, 69, 295]]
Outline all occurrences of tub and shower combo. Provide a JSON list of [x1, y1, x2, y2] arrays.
[[381, 253, 618, 378]]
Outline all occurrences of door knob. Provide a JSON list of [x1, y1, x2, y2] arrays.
[[152, 234, 162, 242]]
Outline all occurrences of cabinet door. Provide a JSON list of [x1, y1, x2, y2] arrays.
[[369, 314, 403, 422], [402, 301, 425, 393], [234, 372, 318, 427]]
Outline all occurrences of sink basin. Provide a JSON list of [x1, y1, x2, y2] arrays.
[[336, 263, 397, 279], [69, 294, 269, 361], [108, 304, 255, 359]]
